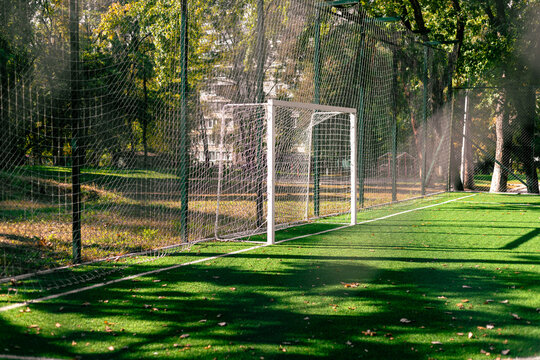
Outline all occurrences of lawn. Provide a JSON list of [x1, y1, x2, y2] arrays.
[[0, 192, 538, 359]]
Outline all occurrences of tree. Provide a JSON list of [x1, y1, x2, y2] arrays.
[[360, 0, 539, 193]]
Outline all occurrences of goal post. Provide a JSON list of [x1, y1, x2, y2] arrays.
[[214, 99, 357, 245], [267, 100, 276, 244]]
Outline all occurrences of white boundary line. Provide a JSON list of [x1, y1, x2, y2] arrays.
[[351, 193, 477, 226], [0, 194, 475, 313]]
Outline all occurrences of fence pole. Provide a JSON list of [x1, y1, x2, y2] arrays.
[[460, 89, 470, 185], [391, 49, 398, 202], [70, 0, 81, 263], [355, 30, 366, 209], [254, 0, 265, 228], [446, 72, 454, 192], [421, 45, 428, 195], [179, 0, 189, 241], [313, 8, 321, 217]]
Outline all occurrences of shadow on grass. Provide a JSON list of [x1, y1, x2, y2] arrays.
[[501, 228, 540, 250], [0, 245, 539, 360]]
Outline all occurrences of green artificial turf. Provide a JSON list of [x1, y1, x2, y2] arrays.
[[0, 192, 539, 359]]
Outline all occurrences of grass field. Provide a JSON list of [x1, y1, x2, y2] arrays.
[[0, 192, 538, 359]]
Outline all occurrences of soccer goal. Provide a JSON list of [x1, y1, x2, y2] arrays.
[[214, 100, 357, 244]]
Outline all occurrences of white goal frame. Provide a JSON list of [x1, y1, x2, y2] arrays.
[[213, 99, 357, 245], [266, 100, 357, 244]]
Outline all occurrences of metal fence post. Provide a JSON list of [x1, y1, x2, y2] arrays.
[[313, 7, 321, 217], [179, 0, 189, 241], [421, 45, 428, 195], [391, 49, 398, 202], [70, 0, 82, 263]]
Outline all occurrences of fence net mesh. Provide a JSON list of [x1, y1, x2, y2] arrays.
[[450, 87, 539, 194], [0, 0, 457, 293]]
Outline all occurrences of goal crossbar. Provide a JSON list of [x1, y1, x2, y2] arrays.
[[270, 99, 357, 114]]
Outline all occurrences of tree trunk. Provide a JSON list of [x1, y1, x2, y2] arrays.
[[490, 91, 511, 192], [451, 149, 464, 191]]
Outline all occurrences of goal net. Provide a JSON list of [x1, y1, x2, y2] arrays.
[[214, 100, 357, 242]]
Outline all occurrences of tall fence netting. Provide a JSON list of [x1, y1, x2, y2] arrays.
[[450, 87, 539, 193], [1, 0, 452, 293]]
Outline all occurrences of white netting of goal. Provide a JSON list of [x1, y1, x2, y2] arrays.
[[213, 100, 356, 242]]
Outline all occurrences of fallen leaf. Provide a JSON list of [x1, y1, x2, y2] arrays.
[[461, 299, 469, 303], [71, 341, 77, 346], [400, 318, 411, 323], [198, 319, 207, 323], [28, 325, 40, 329], [484, 299, 494, 304], [486, 324, 494, 330], [431, 341, 442, 345], [180, 334, 190, 339], [437, 296, 447, 299], [501, 349, 510, 355], [500, 300, 509, 304], [462, 285, 472, 289], [304, 316, 310, 321], [55, 323, 61, 328], [108, 346, 115, 351], [468, 332, 474, 339], [229, 287, 237, 291], [511, 313, 521, 320], [217, 322, 227, 327]]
